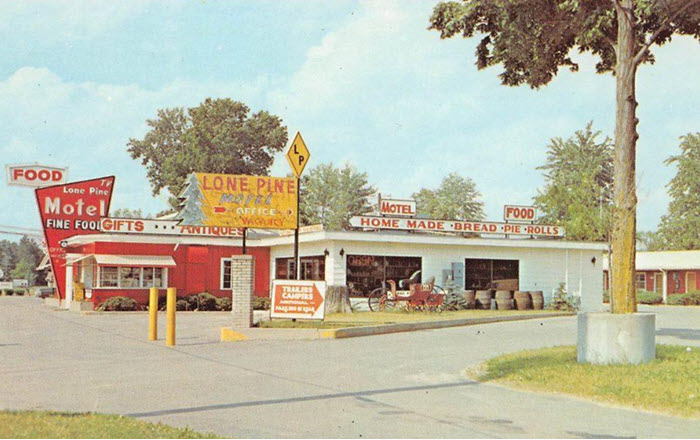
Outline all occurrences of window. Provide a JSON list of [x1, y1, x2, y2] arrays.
[[100, 266, 118, 287], [221, 259, 232, 289], [636, 273, 646, 290], [143, 268, 163, 288], [464, 259, 519, 290], [119, 267, 141, 288], [98, 266, 167, 289], [345, 255, 421, 297], [275, 256, 326, 281]]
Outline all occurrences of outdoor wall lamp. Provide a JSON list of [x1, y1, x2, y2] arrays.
[[324, 248, 329, 256], [591, 257, 596, 266], [339, 248, 345, 256]]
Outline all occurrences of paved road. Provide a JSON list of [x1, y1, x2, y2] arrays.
[[1, 297, 698, 438]]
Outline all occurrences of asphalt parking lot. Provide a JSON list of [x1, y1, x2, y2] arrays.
[[1, 297, 699, 438]]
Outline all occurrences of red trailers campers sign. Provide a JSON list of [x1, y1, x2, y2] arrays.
[[271, 280, 326, 320], [35, 177, 115, 299]]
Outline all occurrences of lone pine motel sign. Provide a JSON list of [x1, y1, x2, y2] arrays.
[[187, 173, 298, 229]]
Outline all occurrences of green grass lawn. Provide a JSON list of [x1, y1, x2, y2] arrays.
[[470, 345, 700, 418], [0, 411, 218, 438], [260, 309, 567, 329]]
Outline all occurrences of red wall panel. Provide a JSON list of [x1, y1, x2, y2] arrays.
[[86, 240, 271, 304]]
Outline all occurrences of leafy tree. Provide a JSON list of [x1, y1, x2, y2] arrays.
[[0, 240, 18, 280], [300, 163, 376, 230], [657, 133, 700, 249], [429, 0, 700, 313], [413, 173, 485, 221], [636, 230, 666, 251], [128, 98, 288, 207], [534, 124, 613, 241], [11, 258, 35, 286]]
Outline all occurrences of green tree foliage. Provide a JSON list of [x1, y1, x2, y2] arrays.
[[11, 259, 35, 285], [0, 240, 18, 280], [413, 173, 485, 221], [657, 133, 700, 249], [0, 236, 44, 285], [127, 98, 288, 207], [636, 230, 666, 251], [300, 163, 376, 231], [534, 124, 613, 241], [429, 1, 700, 89]]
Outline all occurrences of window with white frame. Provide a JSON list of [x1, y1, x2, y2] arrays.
[[98, 266, 167, 289], [100, 266, 119, 287], [635, 272, 646, 290], [221, 259, 232, 289]]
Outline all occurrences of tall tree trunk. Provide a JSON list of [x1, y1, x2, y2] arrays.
[[611, 0, 638, 314]]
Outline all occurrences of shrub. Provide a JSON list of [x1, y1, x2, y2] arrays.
[[603, 290, 610, 303], [443, 291, 470, 310], [547, 283, 580, 311], [667, 292, 700, 306], [15, 289, 25, 296], [5, 289, 14, 296], [196, 293, 218, 311], [637, 290, 663, 305], [216, 297, 232, 311], [253, 296, 270, 310], [97, 296, 141, 311], [176, 299, 189, 311]]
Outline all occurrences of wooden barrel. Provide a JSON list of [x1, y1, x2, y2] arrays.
[[461, 290, 476, 309], [514, 291, 532, 310], [475, 290, 492, 310], [530, 291, 544, 310], [495, 290, 513, 310]]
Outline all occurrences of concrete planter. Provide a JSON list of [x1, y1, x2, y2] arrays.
[[577, 312, 656, 364]]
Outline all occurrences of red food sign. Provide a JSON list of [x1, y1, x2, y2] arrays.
[[35, 177, 115, 299]]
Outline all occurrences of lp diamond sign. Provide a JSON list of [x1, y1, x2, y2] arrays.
[[285, 132, 310, 178], [271, 280, 326, 320]]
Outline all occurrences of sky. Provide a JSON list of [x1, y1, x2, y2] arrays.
[[2, 0, 700, 239]]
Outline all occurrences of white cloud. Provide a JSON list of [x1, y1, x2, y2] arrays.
[[0, 1, 153, 42], [0, 66, 273, 228]]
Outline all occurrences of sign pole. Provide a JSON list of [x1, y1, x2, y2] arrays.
[[242, 228, 247, 255], [285, 132, 310, 281], [294, 177, 300, 280]]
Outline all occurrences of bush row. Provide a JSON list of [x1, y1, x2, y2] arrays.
[[96, 293, 272, 312], [1, 289, 26, 296], [603, 290, 699, 305], [667, 292, 700, 306]]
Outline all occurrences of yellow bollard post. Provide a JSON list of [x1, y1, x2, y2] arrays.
[[148, 287, 158, 341], [166, 287, 176, 346]]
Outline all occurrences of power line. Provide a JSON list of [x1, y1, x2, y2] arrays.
[[0, 224, 42, 233]]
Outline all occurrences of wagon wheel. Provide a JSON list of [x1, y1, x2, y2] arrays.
[[368, 288, 385, 312]]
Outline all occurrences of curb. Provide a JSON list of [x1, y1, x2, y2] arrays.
[[318, 312, 575, 339], [221, 312, 574, 342]]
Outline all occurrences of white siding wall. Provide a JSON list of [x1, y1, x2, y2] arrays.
[[269, 239, 605, 312]]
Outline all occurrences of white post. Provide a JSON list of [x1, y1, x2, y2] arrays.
[[64, 264, 73, 310], [662, 270, 668, 304]]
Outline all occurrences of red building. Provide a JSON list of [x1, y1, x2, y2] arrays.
[[604, 250, 700, 302], [63, 233, 270, 305]]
